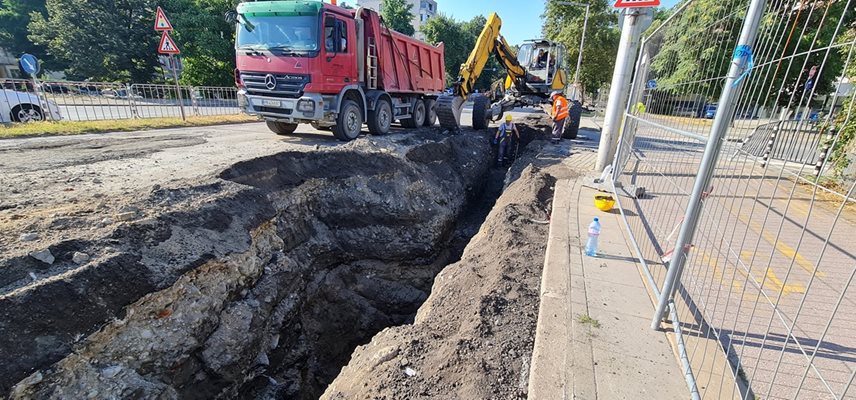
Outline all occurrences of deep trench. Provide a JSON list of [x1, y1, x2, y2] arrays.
[[232, 156, 511, 400], [4, 126, 552, 400]]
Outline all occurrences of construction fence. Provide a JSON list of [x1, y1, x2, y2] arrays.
[[1, 79, 240, 124], [611, 0, 856, 398]]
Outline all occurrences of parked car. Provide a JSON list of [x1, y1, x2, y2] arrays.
[[42, 83, 71, 94], [1, 89, 62, 123], [704, 103, 717, 119]]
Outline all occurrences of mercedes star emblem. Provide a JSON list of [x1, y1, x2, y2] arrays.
[[264, 74, 277, 90]]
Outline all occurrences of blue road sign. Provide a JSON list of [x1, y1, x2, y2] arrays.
[[19, 54, 40, 76], [647, 79, 657, 89]]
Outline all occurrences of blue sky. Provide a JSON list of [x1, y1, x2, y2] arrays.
[[436, 0, 680, 46]]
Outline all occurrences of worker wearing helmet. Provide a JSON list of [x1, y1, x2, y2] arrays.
[[550, 91, 569, 142], [494, 114, 520, 166]]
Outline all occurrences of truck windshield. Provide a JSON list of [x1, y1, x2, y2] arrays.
[[236, 14, 319, 52]]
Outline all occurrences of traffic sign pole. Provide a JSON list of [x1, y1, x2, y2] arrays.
[[170, 55, 186, 121]]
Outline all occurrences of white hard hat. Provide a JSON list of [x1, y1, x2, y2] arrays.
[[551, 91, 563, 99]]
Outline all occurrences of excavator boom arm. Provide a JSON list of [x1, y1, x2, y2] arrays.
[[453, 13, 526, 98]]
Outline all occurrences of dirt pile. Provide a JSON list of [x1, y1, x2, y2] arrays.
[[3, 131, 493, 399], [321, 163, 556, 400]]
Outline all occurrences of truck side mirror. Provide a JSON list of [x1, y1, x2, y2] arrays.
[[224, 10, 238, 24]]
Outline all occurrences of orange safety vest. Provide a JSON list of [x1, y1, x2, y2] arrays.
[[552, 95, 569, 121]]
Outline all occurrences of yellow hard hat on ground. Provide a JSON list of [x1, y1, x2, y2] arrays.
[[505, 114, 513, 121]]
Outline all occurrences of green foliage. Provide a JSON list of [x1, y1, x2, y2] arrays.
[[543, 0, 619, 98], [420, 13, 506, 90], [0, 0, 64, 72], [381, 0, 415, 36], [828, 28, 856, 179], [26, 0, 234, 85], [649, 0, 854, 107], [163, 0, 235, 87], [29, 0, 160, 82]]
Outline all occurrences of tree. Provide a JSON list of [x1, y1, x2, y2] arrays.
[[0, 0, 64, 73], [163, 0, 235, 87], [29, 0, 160, 82], [648, 0, 853, 108], [421, 13, 506, 90], [543, 0, 620, 99], [381, 0, 415, 36]]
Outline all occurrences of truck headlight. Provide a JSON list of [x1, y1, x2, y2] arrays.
[[297, 99, 315, 112]]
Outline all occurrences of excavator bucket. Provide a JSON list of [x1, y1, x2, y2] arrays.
[[436, 94, 466, 131]]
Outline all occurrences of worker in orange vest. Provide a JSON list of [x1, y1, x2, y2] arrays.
[[550, 91, 569, 142]]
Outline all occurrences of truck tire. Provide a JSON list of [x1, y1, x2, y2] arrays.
[[472, 95, 491, 130], [564, 100, 582, 139], [401, 98, 425, 128], [266, 121, 298, 135], [333, 99, 363, 141], [367, 97, 392, 135], [423, 99, 437, 126]]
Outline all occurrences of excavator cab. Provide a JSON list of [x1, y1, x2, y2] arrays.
[[515, 40, 568, 93]]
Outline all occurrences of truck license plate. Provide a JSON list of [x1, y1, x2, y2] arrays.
[[261, 99, 281, 108]]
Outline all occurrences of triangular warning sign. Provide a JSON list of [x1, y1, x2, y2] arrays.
[[154, 6, 173, 31], [614, 0, 660, 8], [158, 32, 180, 54]]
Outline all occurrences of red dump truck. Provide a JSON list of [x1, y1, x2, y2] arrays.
[[230, 0, 446, 141]]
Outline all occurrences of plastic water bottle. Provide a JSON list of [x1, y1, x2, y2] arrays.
[[585, 217, 601, 257]]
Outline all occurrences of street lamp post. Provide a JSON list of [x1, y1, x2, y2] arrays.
[[555, 1, 590, 102]]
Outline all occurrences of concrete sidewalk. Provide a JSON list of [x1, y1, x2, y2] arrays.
[[527, 143, 688, 399]]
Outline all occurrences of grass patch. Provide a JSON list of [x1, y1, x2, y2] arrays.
[[0, 114, 260, 138], [576, 314, 602, 328]]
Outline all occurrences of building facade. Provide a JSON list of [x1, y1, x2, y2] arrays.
[[0, 48, 21, 79], [356, 0, 437, 39]]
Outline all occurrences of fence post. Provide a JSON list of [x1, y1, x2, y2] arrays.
[[651, 0, 768, 330], [814, 128, 835, 178], [761, 123, 779, 168]]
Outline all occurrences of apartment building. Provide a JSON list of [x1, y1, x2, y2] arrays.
[[356, 0, 437, 39]]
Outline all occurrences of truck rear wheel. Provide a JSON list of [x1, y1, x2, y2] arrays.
[[332, 99, 363, 141], [367, 97, 392, 135], [472, 95, 491, 130], [423, 99, 437, 126], [401, 99, 425, 128], [266, 121, 298, 135]]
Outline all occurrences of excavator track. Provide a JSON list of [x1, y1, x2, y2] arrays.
[[436, 94, 466, 131]]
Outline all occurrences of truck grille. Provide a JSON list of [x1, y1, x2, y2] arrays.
[[241, 72, 310, 99]]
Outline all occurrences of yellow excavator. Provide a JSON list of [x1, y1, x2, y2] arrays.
[[436, 13, 569, 131]]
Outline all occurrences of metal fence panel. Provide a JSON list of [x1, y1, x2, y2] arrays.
[[612, 0, 856, 398], [1, 78, 239, 125]]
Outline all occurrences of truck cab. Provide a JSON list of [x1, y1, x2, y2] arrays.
[[231, 1, 445, 141]]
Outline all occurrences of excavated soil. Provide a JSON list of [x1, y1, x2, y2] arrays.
[[4, 113, 565, 400]]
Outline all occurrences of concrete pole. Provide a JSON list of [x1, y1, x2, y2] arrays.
[[650, 0, 767, 330], [572, 5, 590, 101], [596, 8, 642, 172]]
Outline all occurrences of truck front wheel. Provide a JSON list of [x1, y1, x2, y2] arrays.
[[367, 97, 392, 135], [333, 99, 363, 141], [267, 121, 298, 135], [401, 99, 425, 128]]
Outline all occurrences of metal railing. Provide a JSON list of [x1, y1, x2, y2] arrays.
[[1, 79, 240, 124], [611, 0, 856, 398]]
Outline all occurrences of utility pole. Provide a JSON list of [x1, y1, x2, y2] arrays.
[[595, 8, 645, 172], [555, 1, 591, 102]]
